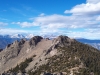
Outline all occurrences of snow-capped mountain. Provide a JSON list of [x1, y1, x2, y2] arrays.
[[0, 34, 34, 39], [42, 34, 59, 39], [0, 34, 100, 50], [25, 34, 34, 38], [10, 34, 25, 38], [0, 34, 34, 49], [0, 34, 23, 38]]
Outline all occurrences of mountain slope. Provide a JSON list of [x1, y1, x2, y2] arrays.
[[28, 36, 100, 75], [0, 34, 34, 49], [76, 38, 100, 50], [0, 36, 100, 75], [0, 38, 20, 49]]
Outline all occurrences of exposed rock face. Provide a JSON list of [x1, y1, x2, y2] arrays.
[[0, 35, 100, 75], [40, 72, 63, 75], [0, 40, 21, 68], [0, 49, 3, 52], [0, 35, 79, 74], [45, 35, 75, 56], [52, 35, 74, 48], [19, 39, 26, 45], [0, 36, 43, 73], [29, 36, 43, 46]]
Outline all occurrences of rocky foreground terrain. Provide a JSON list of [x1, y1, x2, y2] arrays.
[[0, 34, 34, 49], [0, 35, 100, 75]]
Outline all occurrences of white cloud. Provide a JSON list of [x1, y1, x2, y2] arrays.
[[12, 13, 100, 39], [87, 0, 100, 3], [12, 22, 38, 27], [67, 29, 100, 39], [0, 22, 8, 26], [14, 14, 100, 29], [96, 16, 100, 21], [11, 0, 100, 39], [0, 28, 40, 35], [0, 28, 27, 35], [39, 13, 45, 16], [64, 0, 100, 15]]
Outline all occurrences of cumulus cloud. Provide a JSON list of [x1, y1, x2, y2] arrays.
[[0, 28, 40, 35], [11, 0, 100, 39], [14, 14, 100, 29], [64, 0, 100, 15], [12, 13, 100, 39], [0, 28, 27, 35]]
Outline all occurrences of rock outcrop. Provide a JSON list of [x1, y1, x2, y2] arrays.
[[29, 36, 43, 46], [0, 35, 100, 75], [52, 35, 74, 48], [0, 49, 3, 52], [0, 36, 43, 73]]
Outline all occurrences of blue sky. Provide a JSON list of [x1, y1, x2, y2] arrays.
[[0, 0, 100, 39]]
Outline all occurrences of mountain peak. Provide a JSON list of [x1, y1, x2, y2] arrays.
[[52, 35, 74, 47], [1, 35, 100, 75], [10, 34, 25, 38], [29, 36, 43, 46], [19, 38, 26, 45], [57, 35, 69, 40]]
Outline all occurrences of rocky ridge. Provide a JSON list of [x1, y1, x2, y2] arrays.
[[0, 35, 100, 75]]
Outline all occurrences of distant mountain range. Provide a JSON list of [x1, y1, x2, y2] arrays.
[[43, 35, 100, 50], [0, 34, 100, 50], [76, 38, 100, 50], [0, 35, 100, 75], [0, 34, 34, 49], [0, 34, 34, 38]]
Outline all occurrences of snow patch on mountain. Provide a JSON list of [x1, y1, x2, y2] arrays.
[[0, 34, 34, 39], [25, 34, 34, 38]]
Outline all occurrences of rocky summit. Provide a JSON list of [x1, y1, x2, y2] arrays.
[[0, 35, 100, 75]]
